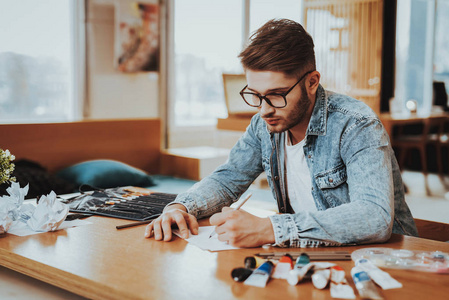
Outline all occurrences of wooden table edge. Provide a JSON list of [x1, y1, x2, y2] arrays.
[[0, 247, 138, 300]]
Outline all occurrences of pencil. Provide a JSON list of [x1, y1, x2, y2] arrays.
[[115, 216, 160, 230], [208, 193, 253, 239]]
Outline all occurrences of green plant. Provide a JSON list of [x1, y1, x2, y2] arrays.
[[0, 149, 16, 185]]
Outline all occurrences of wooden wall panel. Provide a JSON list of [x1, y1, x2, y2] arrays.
[[0, 119, 161, 173]]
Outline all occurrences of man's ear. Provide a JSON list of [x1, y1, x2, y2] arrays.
[[306, 71, 321, 97]]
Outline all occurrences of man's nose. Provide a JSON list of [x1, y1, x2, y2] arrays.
[[259, 99, 275, 116]]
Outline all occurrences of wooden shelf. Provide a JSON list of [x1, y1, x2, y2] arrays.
[[217, 116, 252, 132], [160, 147, 230, 180]]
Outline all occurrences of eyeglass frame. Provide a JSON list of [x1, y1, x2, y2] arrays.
[[239, 70, 314, 108]]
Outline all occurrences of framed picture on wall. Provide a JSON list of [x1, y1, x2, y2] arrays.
[[222, 74, 257, 117], [115, 1, 160, 73]]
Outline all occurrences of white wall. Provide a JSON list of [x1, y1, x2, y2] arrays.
[[83, 1, 243, 152], [85, 0, 159, 119]]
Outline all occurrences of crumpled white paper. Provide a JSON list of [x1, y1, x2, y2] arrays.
[[0, 183, 69, 234], [0, 182, 29, 234], [27, 191, 69, 232], [0, 210, 12, 234]]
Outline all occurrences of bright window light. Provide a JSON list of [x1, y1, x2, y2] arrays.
[[0, 0, 78, 123]]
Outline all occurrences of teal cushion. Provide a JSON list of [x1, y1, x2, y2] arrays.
[[56, 160, 155, 189]]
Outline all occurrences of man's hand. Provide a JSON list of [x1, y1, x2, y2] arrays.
[[209, 207, 275, 248], [144, 204, 199, 241]]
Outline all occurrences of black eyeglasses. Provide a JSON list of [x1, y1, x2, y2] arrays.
[[240, 70, 314, 108]]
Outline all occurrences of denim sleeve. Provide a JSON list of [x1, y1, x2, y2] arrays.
[[269, 118, 395, 247], [172, 116, 264, 219]]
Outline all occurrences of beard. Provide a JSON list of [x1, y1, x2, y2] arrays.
[[262, 84, 312, 133]]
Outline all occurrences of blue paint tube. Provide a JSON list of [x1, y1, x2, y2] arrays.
[[351, 266, 383, 300], [355, 259, 402, 290], [243, 261, 275, 288]]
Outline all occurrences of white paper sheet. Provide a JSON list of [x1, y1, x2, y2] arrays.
[[7, 219, 92, 237], [173, 226, 240, 251]]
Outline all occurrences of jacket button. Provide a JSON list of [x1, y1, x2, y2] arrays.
[[308, 154, 311, 159], [274, 176, 279, 181], [329, 178, 334, 183]]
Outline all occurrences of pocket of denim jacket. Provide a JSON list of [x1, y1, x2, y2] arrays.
[[315, 164, 347, 189]]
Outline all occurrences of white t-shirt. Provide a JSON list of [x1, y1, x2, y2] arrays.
[[284, 133, 317, 213]]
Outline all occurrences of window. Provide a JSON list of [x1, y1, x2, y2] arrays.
[[395, 0, 447, 114], [249, 0, 301, 33], [433, 0, 449, 98], [171, 0, 243, 127], [0, 0, 83, 123], [168, 0, 303, 147]]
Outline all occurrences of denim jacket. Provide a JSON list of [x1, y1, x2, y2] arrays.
[[174, 85, 418, 247]]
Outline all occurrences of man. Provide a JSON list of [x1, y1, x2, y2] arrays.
[[145, 19, 418, 248]]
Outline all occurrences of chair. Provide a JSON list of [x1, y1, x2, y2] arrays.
[[433, 81, 449, 111], [438, 118, 449, 180], [392, 116, 446, 195], [432, 81, 449, 183]]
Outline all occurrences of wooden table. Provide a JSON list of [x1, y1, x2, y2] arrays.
[[379, 112, 449, 138], [1, 215, 448, 300]]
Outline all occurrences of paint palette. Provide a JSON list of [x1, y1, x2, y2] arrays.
[[351, 247, 449, 273]]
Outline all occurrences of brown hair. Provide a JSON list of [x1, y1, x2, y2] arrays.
[[239, 19, 316, 77]]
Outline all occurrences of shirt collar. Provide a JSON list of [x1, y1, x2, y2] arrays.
[[306, 84, 327, 136]]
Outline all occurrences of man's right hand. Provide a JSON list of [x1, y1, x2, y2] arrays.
[[144, 204, 199, 241]]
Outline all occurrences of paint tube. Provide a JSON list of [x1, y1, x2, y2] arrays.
[[286, 253, 312, 285], [231, 267, 253, 282], [312, 269, 331, 289], [330, 266, 356, 299], [287, 263, 315, 286], [244, 261, 274, 288], [244, 256, 265, 269], [355, 258, 402, 290], [272, 254, 293, 279], [311, 262, 336, 289], [351, 266, 383, 300]]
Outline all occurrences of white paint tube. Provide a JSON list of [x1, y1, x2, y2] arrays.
[[311, 262, 336, 289], [287, 262, 315, 286], [272, 254, 293, 279], [351, 266, 383, 300], [286, 253, 313, 285], [330, 266, 356, 299], [312, 269, 331, 289], [355, 258, 402, 290]]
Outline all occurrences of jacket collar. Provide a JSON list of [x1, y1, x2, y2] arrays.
[[306, 84, 327, 136]]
